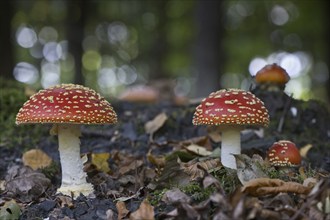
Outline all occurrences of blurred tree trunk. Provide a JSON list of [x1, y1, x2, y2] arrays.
[[66, 0, 87, 85], [0, 1, 14, 80], [326, 1, 330, 105], [192, 0, 224, 98], [150, 0, 168, 79]]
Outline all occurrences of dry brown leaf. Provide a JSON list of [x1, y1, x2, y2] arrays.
[[129, 199, 154, 220], [118, 160, 144, 175], [179, 158, 221, 180], [91, 152, 111, 173], [0, 180, 5, 191], [207, 126, 222, 143], [161, 188, 191, 204], [242, 178, 312, 196], [5, 166, 51, 202], [235, 154, 268, 185], [185, 144, 212, 156], [300, 144, 313, 158], [180, 136, 209, 146], [147, 151, 166, 168], [22, 149, 52, 170], [203, 175, 221, 189], [56, 195, 74, 208], [144, 112, 168, 135], [116, 201, 129, 219]]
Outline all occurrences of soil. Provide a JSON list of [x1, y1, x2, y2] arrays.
[[0, 86, 329, 220]]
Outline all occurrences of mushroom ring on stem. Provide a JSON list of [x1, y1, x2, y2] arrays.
[[16, 84, 117, 198], [192, 89, 269, 170]]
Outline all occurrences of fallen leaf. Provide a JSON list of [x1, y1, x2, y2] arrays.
[[106, 209, 115, 220], [5, 165, 51, 202], [91, 152, 111, 173], [299, 166, 307, 180], [22, 149, 52, 170], [115, 187, 145, 202], [235, 154, 268, 185], [0, 199, 21, 220], [242, 178, 312, 196], [144, 112, 168, 135], [207, 126, 222, 143], [0, 180, 5, 191], [179, 136, 209, 147], [202, 175, 222, 189], [147, 151, 166, 168], [185, 144, 212, 156], [56, 195, 74, 208], [116, 201, 129, 219], [164, 203, 200, 219], [118, 160, 143, 175], [179, 157, 221, 180], [129, 199, 154, 220], [300, 144, 313, 158], [161, 188, 191, 204]]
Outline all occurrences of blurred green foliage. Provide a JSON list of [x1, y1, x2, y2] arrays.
[[0, 78, 46, 148], [6, 0, 330, 104]]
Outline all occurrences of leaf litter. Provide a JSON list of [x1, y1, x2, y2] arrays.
[[0, 97, 329, 219]]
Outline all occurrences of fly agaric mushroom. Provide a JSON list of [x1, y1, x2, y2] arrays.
[[267, 140, 302, 167], [255, 63, 290, 91], [193, 89, 269, 170], [16, 84, 117, 198]]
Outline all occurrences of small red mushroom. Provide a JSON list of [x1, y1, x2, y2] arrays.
[[192, 88, 269, 169], [267, 140, 302, 167], [255, 63, 290, 91], [16, 84, 117, 198]]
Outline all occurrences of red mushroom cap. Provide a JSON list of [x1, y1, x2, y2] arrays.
[[267, 140, 302, 167], [255, 63, 290, 85], [16, 84, 117, 125], [192, 89, 269, 127]]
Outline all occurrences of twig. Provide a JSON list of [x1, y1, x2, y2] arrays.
[[289, 179, 329, 220], [277, 94, 293, 133]]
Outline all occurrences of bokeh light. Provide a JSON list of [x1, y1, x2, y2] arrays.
[[270, 5, 289, 26], [82, 50, 102, 71], [43, 42, 62, 62], [41, 61, 61, 88], [38, 26, 58, 44], [16, 25, 37, 48], [13, 62, 39, 84]]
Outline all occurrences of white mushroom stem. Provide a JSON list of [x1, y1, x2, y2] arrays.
[[220, 127, 242, 170], [51, 124, 94, 198]]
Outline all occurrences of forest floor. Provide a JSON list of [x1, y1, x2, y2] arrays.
[[0, 82, 329, 220]]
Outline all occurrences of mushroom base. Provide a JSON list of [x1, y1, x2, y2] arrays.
[[54, 124, 94, 198], [220, 127, 242, 170], [57, 184, 94, 198]]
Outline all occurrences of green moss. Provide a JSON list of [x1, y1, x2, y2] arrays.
[[211, 168, 241, 194], [0, 78, 47, 148], [149, 188, 168, 206], [179, 182, 216, 203]]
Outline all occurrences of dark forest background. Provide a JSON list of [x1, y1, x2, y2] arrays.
[[0, 0, 329, 105]]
